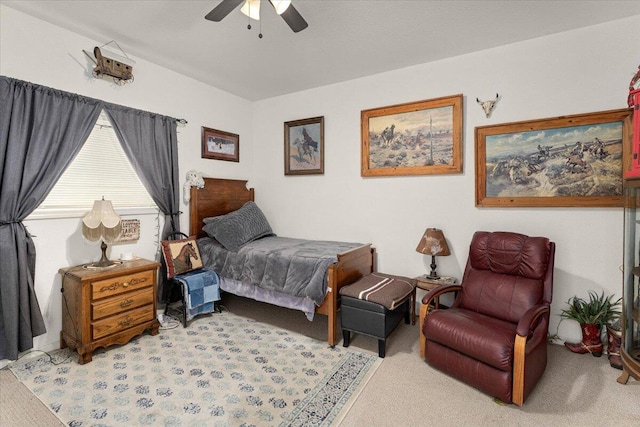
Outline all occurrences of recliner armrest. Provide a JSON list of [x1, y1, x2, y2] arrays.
[[515, 304, 549, 337], [421, 284, 462, 307]]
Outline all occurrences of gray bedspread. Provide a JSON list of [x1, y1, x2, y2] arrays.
[[197, 236, 363, 306]]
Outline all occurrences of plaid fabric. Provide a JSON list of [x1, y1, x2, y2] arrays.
[[174, 268, 220, 321], [339, 273, 415, 310]]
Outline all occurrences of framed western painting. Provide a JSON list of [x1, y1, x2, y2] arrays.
[[201, 127, 239, 162], [361, 94, 463, 177], [284, 116, 324, 175], [475, 108, 632, 207]]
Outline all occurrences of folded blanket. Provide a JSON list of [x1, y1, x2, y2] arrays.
[[175, 268, 220, 321], [339, 273, 415, 310]]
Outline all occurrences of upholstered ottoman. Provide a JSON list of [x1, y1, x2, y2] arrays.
[[340, 273, 416, 358]]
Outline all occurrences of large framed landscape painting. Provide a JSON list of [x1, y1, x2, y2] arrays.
[[475, 109, 632, 207], [361, 95, 463, 177]]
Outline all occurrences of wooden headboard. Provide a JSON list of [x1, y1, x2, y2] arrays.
[[189, 178, 255, 238]]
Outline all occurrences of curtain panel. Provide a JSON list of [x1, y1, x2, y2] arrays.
[[105, 106, 180, 302], [104, 105, 180, 240], [0, 76, 180, 360], [0, 76, 102, 360]]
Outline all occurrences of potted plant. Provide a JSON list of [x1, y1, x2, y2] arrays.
[[560, 290, 621, 357]]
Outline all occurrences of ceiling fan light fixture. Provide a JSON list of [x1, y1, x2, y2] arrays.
[[240, 0, 260, 20], [270, 0, 291, 15]]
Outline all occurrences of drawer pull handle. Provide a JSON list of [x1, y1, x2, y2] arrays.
[[120, 299, 133, 308], [100, 277, 148, 292], [119, 317, 133, 327]]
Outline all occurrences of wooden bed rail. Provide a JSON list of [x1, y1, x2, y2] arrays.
[[320, 244, 376, 347]]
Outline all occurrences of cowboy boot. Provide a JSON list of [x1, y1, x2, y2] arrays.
[[606, 324, 623, 370], [564, 323, 603, 357]]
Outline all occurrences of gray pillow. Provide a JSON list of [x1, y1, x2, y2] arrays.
[[202, 201, 274, 251], [203, 216, 218, 224]]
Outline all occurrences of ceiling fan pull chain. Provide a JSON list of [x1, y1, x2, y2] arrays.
[[247, 1, 252, 29], [259, 13, 263, 38]]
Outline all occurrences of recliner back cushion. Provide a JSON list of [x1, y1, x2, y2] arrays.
[[459, 231, 551, 323]]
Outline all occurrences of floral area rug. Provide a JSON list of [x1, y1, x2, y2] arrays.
[[9, 311, 381, 426]]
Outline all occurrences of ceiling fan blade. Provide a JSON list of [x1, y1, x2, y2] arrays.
[[205, 0, 244, 22], [279, 3, 308, 33]]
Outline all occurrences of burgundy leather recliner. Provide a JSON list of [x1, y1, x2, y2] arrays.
[[419, 231, 555, 406]]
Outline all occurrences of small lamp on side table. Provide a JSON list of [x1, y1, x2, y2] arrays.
[[416, 228, 450, 279], [82, 198, 122, 267]]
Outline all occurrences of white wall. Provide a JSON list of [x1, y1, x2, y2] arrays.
[[2, 4, 639, 358], [0, 5, 252, 356], [251, 15, 640, 344]]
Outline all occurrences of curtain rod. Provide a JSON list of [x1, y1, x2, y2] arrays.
[[2, 77, 189, 126]]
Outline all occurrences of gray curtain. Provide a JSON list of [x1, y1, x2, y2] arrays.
[[0, 76, 102, 360], [104, 105, 180, 238], [104, 105, 180, 301]]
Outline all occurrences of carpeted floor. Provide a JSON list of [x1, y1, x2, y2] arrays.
[[6, 306, 379, 427], [2, 294, 640, 426]]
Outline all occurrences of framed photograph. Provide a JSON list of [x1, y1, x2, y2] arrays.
[[475, 108, 632, 207], [361, 94, 463, 177], [201, 127, 239, 162], [284, 116, 324, 175]]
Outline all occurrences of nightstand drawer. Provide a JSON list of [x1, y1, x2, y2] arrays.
[[92, 287, 154, 320], [91, 270, 154, 300], [92, 304, 155, 340]]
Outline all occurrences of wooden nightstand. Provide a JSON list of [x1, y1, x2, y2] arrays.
[[414, 275, 457, 308], [415, 274, 455, 288], [59, 258, 161, 364]]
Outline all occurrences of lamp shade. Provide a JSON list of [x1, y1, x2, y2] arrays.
[[82, 199, 122, 243], [416, 228, 450, 256], [240, 0, 261, 20], [270, 0, 291, 14]]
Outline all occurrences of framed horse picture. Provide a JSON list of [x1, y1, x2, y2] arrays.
[[475, 108, 631, 207], [361, 95, 463, 177], [160, 236, 203, 278], [284, 116, 324, 175]]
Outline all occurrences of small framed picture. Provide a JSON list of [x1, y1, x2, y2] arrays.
[[284, 116, 324, 175], [201, 127, 239, 162]]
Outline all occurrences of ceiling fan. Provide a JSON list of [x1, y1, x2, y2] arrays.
[[205, 0, 308, 33]]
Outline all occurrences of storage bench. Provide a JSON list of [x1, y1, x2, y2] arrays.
[[340, 273, 416, 358]]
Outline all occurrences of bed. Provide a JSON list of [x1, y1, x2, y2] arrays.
[[189, 177, 376, 347]]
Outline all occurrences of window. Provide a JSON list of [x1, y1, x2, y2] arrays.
[[31, 110, 157, 218]]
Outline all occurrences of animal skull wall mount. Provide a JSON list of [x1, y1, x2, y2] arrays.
[[476, 94, 500, 118]]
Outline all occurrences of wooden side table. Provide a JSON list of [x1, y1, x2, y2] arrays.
[[414, 275, 457, 309], [415, 274, 456, 288], [59, 258, 161, 364]]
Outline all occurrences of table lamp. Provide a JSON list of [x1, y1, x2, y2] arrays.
[[415, 228, 450, 279], [82, 198, 122, 267]]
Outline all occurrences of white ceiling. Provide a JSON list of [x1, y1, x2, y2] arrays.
[[3, 1, 639, 101]]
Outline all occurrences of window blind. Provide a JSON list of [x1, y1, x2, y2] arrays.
[[36, 110, 157, 212]]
